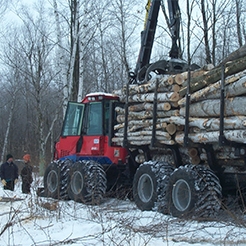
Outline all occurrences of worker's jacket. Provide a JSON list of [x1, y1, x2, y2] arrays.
[[0, 161, 18, 181], [21, 164, 33, 183]]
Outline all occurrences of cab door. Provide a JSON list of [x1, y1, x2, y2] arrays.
[[80, 101, 105, 156], [56, 102, 85, 158]]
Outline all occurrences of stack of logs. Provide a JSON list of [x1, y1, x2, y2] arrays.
[[113, 55, 246, 166]]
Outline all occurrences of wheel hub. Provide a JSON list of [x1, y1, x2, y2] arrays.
[[138, 174, 154, 203], [71, 171, 84, 195], [172, 179, 191, 212], [47, 170, 58, 193]]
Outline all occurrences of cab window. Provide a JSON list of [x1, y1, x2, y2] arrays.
[[86, 102, 103, 135], [61, 102, 84, 136]]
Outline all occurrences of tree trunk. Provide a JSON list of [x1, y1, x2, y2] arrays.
[[1, 89, 17, 163], [53, 0, 69, 116]]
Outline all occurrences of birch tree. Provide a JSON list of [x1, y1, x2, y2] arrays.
[[4, 3, 61, 174], [0, 78, 18, 163], [53, 0, 69, 116]]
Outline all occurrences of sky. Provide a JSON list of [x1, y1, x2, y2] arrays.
[[1, 176, 246, 246]]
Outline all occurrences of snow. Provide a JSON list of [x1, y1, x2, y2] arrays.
[[1, 178, 246, 245]]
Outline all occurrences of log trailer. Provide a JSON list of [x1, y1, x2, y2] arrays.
[[40, 0, 246, 219]]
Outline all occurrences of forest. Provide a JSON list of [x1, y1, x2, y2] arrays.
[[0, 0, 245, 174]]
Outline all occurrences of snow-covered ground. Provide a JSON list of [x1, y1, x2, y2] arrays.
[[1, 177, 246, 246]]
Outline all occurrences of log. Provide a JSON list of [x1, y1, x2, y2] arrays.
[[167, 76, 174, 85], [221, 44, 246, 64], [144, 102, 171, 111], [114, 118, 170, 130], [166, 115, 246, 131], [136, 78, 171, 93], [135, 154, 146, 163], [114, 130, 171, 139], [200, 152, 243, 161], [117, 123, 168, 133], [116, 109, 179, 123], [114, 75, 175, 96], [181, 64, 214, 83], [179, 55, 246, 97], [114, 122, 167, 132], [175, 130, 246, 144], [172, 84, 181, 92], [191, 156, 201, 165], [141, 123, 168, 131], [112, 137, 175, 146], [188, 148, 198, 158], [166, 123, 177, 135], [174, 74, 184, 85], [178, 72, 246, 106], [179, 97, 246, 117], [128, 102, 172, 112], [128, 91, 180, 103]]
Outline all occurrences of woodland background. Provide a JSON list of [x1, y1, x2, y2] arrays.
[[0, 0, 245, 174]]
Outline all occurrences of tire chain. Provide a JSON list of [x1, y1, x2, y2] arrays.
[[82, 161, 107, 204]]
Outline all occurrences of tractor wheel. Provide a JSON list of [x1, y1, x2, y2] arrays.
[[133, 161, 172, 211], [43, 159, 72, 199], [167, 164, 222, 219], [67, 160, 107, 204]]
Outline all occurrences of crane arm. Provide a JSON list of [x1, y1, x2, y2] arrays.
[[134, 0, 161, 80], [167, 0, 181, 59], [131, 0, 193, 83]]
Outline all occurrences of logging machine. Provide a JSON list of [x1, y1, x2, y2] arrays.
[[39, 0, 246, 219]]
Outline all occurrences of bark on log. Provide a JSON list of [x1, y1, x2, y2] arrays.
[[175, 130, 246, 144], [114, 119, 170, 130], [112, 137, 175, 146], [114, 130, 171, 138], [144, 102, 171, 111], [128, 103, 145, 112], [179, 97, 246, 117], [164, 116, 246, 131], [178, 73, 246, 106], [182, 64, 214, 81], [221, 44, 246, 64], [179, 56, 246, 97], [116, 109, 179, 123], [128, 91, 180, 103]]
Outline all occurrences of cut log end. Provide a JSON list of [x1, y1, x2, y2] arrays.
[[174, 74, 184, 85]]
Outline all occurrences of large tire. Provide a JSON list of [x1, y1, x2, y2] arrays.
[[155, 162, 175, 214], [43, 159, 72, 199], [167, 164, 222, 219], [67, 160, 107, 204], [133, 161, 173, 211]]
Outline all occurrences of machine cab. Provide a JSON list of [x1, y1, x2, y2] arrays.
[[54, 93, 127, 164]]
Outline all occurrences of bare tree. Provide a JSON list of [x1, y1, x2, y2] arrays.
[[1, 3, 61, 174], [235, 0, 243, 47]]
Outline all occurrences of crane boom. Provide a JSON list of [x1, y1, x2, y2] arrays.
[[132, 0, 195, 83], [167, 0, 181, 59]]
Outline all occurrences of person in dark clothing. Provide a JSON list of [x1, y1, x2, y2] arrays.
[[0, 154, 19, 191], [21, 154, 33, 194]]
